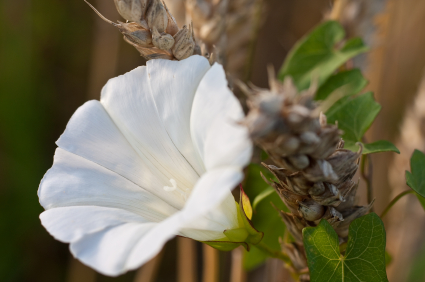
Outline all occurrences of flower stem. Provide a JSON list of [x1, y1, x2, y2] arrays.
[[361, 154, 374, 210], [255, 242, 291, 264], [380, 190, 415, 219]]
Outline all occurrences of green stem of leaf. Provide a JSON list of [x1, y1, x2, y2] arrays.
[[361, 154, 374, 210], [380, 190, 415, 219], [255, 242, 291, 264]]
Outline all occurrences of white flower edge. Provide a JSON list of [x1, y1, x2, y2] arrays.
[[38, 56, 252, 276]]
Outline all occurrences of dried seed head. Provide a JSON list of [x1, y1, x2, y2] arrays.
[[298, 199, 325, 221], [335, 200, 375, 238], [279, 211, 307, 242], [327, 146, 362, 184], [337, 180, 359, 210], [303, 159, 338, 183], [282, 243, 308, 271], [172, 24, 196, 60], [151, 27, 174, 50], [163, 1, 179, 36], [114, 0, 148, 24], [310, 182, 342, 207], [123, 36, 173, 60], [286, 154, 310, 170], [118, 22, 153, 47], [146, 0, 168, 33], [276, 186, 306, 214], [322, 206, 344, 228], [308, 182, 325, 196], [84, 1, 152, 48]]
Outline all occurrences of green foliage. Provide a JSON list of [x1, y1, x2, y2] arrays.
[[303, 213, 388, 282], [252, 186, 275, 209], [278, 21, 367, 90], [326, 92, 381, 141], [242, 164, 287, 270], [315, 69, 368, 101], [405, 150, 425, 209], [344, 140, 400, 155]]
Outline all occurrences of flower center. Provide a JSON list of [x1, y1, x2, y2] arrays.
[[163, 178, 191, 202], [163, 179, 177, 191]]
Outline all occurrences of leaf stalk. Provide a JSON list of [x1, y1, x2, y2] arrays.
[[380, 190, 415, 219]]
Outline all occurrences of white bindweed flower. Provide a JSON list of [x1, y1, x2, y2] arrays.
[[38, 55, 253, 276]]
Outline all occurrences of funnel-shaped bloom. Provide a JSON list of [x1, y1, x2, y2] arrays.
[[38, 56, 252, 276]]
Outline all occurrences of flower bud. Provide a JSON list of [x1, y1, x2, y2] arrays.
[[298, 199, 325, 221], [151, 27, 174, 50], [172, 24, 196, 60], [146, 0, 168, 33]]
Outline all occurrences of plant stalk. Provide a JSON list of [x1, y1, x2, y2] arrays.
[[380, 190, 415, 219], [361, 154, 374, 209], [255, 242, 291, 264]]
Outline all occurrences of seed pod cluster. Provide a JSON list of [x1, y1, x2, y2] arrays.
[[243, 74, 374, 280], [84, 0, 197, 61]]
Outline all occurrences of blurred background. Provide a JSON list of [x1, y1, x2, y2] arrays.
[[1, 0, 425, 281]]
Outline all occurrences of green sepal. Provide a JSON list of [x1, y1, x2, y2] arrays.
[[239, 187, 264, 245], [201, 240, 250, 252], [224, 228, 249, 243]]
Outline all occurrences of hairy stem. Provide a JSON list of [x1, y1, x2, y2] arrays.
[[380, 190, 415, 219]]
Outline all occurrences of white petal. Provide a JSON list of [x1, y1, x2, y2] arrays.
[[180, 167, 242, 241], [190, 63, 253, 171], [40, 206, 149, 243], [147, 56, 210, 176], [38, 148, 178, 222], [41, 205, 183, 277], [100, 65, 203, 201], [56, 100, 184, 209], [70, 222, 157, 276]]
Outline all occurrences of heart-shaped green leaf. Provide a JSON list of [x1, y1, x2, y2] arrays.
[[303, 213, 388, 282], [278, 21, 367, 90], [326, 92, 381, 142], [405, 150, 425, 208], [315, 69, 368, 101]]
